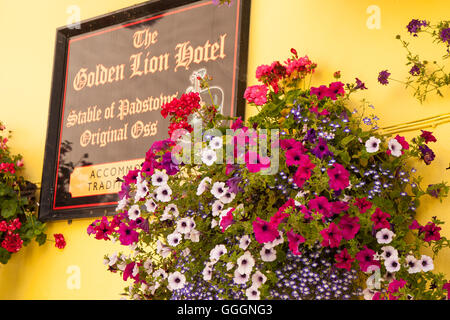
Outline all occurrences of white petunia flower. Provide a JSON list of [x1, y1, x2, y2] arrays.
[[384, 257, 401, 273], [201, 148, 217, 166], [167, 271, 186, 291], [233, 269, 250, 285], [202, 265, 213, 281], [362, 288, 376, 300], [388, 138, 403, 157], [211, 182, 228, 199], [239, 235, 251, 250], [380, 246, 398, 260], [251, 271, 267, 288], [365, 136, 381, 153], [236, 251, 255, 275], [153, 268, 168, 279], [226, 262, 234, 271], [156, 240, 171, 258], [116, 196, 128, 212], [196, 177, 212, 196], [167, 232, 182, 247], [260, 245, 277, 262], [405, 255, 421, 274], [376, 228, 395, 244], [143, 259, 153, 272], [155, 184, 172, 202], [245, 285, 261, 300], [209, 136, 223, 150], [220, 191, 236, 204], [151, 169, 168, 186], [209, 244, 227, 262], [135, 180, 149, 201], [419, 255, 434, 272], [211, 200, 224, 216], [128, 204, 141, 221], [145, 198, 157, 213], [188, 229, 200, 243], [164, 204, 179, 218], [176, 217, 195, 234], [211, 219, 218, 228]]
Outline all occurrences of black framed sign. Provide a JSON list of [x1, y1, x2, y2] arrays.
[[39, 0, 250, 221]]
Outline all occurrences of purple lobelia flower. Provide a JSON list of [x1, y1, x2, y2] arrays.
[[439, 27, 450, 45], [377, 70, 391, 85], [406, 19, 428, 36], [303, 128, 317, 144], [409, 64, 421, 76]]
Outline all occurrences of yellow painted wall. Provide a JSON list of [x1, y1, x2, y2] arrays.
[[0, 0, 449, 299]]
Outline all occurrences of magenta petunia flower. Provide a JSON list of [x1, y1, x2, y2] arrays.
[[123, 262, 138, 282], [388, 279, 407, 300], [287, 229, 305, 255], [354, 197, 373, 214], [327, 163, 350, 191], [245, 151, 271, 173], [309, 196, 333, 218], [118, 223, 139, 246], [252, 217, 279, 244], [338, 215, 360, 240], [280, 138, 306, 152], [293, 155, 315, 188], [327, 81, 345, 100], [370, 208, 391, 230], [220, 208, 235, 232], [419, 222, 441, 242], [331, 201, 350, 215], [310, 85, 330, 100], [270, 199, 294, 227], [334, 248, 354, 271], [285, 148, 306, 167], [409, 219, 421, 230], [420, 130, 437, 144], [320, 222, 343, 248], [355, 246, 380, 272]]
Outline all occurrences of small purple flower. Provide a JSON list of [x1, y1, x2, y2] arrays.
[[406, 19, 428, 36], [409, 64, 421, 76], [304, 128, 317, 144], [226, 176, 243, 194], [161, 152, 179, 175], [419, 145, 435, 165], [439, 27, 450, 45], [311, 138, 333, 159], [378, 70, 391, 85], [355, 78, 367, 90]]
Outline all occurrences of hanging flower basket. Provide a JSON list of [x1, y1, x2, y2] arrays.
[[88, 50, 450, 300]]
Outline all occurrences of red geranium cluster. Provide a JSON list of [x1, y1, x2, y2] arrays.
[[0, 218, 23, 253], [53, 233, 66, 249], [255, 49, 316, 94], [161, 92, 201, 136], [0, 162, 15, 174]]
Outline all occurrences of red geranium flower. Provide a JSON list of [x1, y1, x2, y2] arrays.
[[54, 233, 66, 249]]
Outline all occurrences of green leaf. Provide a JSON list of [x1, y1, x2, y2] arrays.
[[1, 199, 18, 218], [35, 233, 47, 246], [0, 248, 12, 264], [341, 135, 354, 147]]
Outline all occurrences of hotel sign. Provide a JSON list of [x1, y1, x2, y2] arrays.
[[39, 0, 250, 220]]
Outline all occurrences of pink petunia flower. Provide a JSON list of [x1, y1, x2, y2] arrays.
[[309, 196, 333, 219], [370, 208, 391, 230], [285, 148, 306, 167], [355, 246, 380, 272], [220, 208, 235, 232], [334, 248, 354, 271], [252, 217, 279, 244], [287, 229, 306, 255], [327, 163, 350, 191], [320, 222, 343, 248], [354, 197, 373, 214], [338, 215, 360, 240], [387, 279, 407, 300], [244, 151, 271, 173], [293, 155, 315, 188]]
